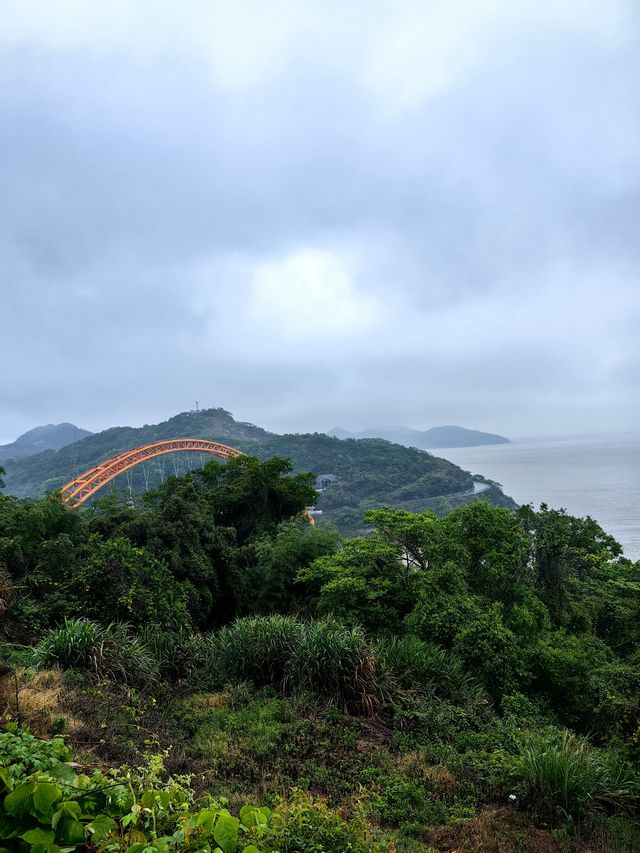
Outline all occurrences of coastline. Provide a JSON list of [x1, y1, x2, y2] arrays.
[[433, 435, 640, 561]]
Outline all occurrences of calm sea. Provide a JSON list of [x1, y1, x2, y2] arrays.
[[433, 436, 640, 561]]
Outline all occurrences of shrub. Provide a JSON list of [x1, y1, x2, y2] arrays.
[[192, 616, 384, 713], [31, 617, 102, 670], [298, 537, 416, 635], [517, 730, 640, 822], [288, 619, 382, 714], [0, 640, 32, 670], [72, 535, 190, 631], [451, 604, 529, 700], [266, 788, 374, 851], [199, 615, 304, 690], [172, 691, 294, 770], [376, 635, 488, 707], [32, 618, 158, 687], [138, 626, 198, 681], [0, 725, 72, 778]]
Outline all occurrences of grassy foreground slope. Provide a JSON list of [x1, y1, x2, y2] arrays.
[[3, 408, 516, 533]]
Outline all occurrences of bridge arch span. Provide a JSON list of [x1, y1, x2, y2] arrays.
[[60, 438, 244, 506]]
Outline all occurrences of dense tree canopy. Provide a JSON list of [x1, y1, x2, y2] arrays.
[[3, 460, 636, 749], [1, 453, 639, 849], [0, 456, 320, 632]]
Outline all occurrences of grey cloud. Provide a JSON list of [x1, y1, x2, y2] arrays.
[[0, 2, 639, 442]]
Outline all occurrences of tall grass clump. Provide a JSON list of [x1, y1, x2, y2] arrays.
[[518, 730, 640, 822], [32, 618, 158, 687], [196, 615, 304, 690], [32, 618, 102, 670], [289, 618, 384, 713], [192, 616, 384, 713], [137, 625, 198, 681], [376, 635, 488, 707]]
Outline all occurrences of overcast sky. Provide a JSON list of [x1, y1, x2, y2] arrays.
[[1, 0, 639, 443]]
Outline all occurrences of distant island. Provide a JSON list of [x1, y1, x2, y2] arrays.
[[327, 424, 510, 449], [0, 422, 92, 462]]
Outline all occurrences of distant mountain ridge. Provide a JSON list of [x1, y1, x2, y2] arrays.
[[1, 408, 516, 535], [0, 423, 92, 462], [327, 424, 510, 449]]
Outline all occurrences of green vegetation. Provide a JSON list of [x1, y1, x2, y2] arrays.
[[1, 453, 639, 850], [32, 619, 159, 687], [2, 408, 515, 535], [0, 726, 373, 852]]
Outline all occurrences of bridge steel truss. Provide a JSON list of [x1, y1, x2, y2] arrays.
[[60, 438, 244, 507]]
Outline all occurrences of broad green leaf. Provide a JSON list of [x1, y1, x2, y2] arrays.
[[213, 813, 239, 853], [86, 814, 117, 840], [242, 847, 260, 853], [33, 783, 63, 818], [19, 827, 60, 852], [157, 791, 172, 808], [141, 790, 157, 809], [56, 817, 86, 846], [196, 808, 216, 834], [4, 782, 34, 816], [21, 829, 55, 844], [0, 768, 13, 793], [239, 805, 269, 830], [0, 813, 19, 838], [239, 805, 255, 824], [52, 801, 82, 829], [126, 841, 170, 853]]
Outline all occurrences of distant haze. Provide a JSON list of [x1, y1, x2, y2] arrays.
[[1, 1, 639, 444], [0, 423, 92, 462], [327, 425, 510, 449]]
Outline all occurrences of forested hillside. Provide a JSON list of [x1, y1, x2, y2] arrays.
[[3, 409, 515, 533], [0, 456, 639, 851], [1, 409, 268, 497]]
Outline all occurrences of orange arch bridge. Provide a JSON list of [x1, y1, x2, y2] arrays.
[[60, 439, 244, 507]]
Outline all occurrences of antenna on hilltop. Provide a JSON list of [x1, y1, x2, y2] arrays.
[[195, 401, 200, 412]]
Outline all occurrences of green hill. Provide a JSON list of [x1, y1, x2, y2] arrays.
[[0, 422, 92, 462], [2, 408, 516, 532]]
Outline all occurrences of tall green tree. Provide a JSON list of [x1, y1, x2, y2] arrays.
[[299, 535, 417, 634], [199, 456, 317, 544], [251, 519, 340, 614], [70, 534, 189, 630]]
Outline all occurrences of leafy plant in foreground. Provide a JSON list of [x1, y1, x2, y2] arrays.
[[0, 728, 377, 852]]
